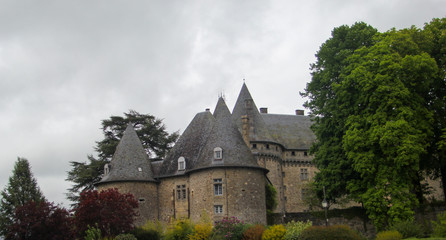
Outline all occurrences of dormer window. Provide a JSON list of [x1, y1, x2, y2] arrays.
[[178, 156, 186, 170], [104, 163, 110, 175], [214, 147, 223, 160]]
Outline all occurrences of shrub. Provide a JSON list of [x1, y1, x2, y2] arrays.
[[299, 225, 361, 240], [214, 216, 248, 240], [74, 188, 138, 237], [131, 227, 161, 240], [115, 233, 138, 240], [375, 230, 402, 240], [85, 224, 102, 240], [390, 220, 423, 238], [164, 218, 194, 240], [242, 224, 265, 240], [262, 224, 286, 240], [432, 211, 446, 237], [283, 220, 312, 240], [189, 222, 213, 240]]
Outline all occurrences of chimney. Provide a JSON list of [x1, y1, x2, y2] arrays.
[[259, 107, 268, 114], [241, 115, 250, 146], [295, 109, 304, 116], [205, 108, 210, 112]]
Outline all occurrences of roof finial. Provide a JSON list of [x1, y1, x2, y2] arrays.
[[218, 91, 226, 100], [243, 78, 245, 83]]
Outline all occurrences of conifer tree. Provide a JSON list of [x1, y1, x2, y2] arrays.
[[0, 157, 45, 236]]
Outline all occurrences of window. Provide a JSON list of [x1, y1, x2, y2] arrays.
[[252, 144, 257, 149], [304, 151, 308, 156], [291, 151, 296, 156], [139, 198, 145, 203], [214, 179, 223, 196], [300, 168, 308, 180], [176, 185, 186, 200], [178, 157, 186, 170], [282, 172, 285, 177], [214, 147, 223, 160], [266, 144, 270, 149], [214, 205, 223, 214]]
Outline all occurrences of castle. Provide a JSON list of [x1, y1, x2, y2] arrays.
[[96, 83, 318, 225]]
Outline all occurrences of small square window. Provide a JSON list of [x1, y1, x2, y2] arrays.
[[214, 205, 223, 214], [252, 144, 257, 149], [304, 151, 308, 156], [291, 151, 296, 156], [266, 144, 270, 149]]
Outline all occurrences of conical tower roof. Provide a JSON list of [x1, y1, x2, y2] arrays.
[[159, 98, 265, 177], [231, 83, 274, 142], [99, 123, 156, 183], [192, 97, 261, 170], [159, 110, 215, 177]]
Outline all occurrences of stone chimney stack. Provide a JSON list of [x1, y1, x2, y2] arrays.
[[259, 107, 268, 114], [241, 115, 250, 146], [205, 108, 210, 112], [295, 109, 304, 116]]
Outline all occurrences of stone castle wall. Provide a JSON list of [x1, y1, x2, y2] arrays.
[[97, 181, 158, 226]]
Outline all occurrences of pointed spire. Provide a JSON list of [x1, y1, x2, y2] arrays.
[[213, 97, 231, 120], [232, 83, 273, 142], [99, 123, 155, 183]]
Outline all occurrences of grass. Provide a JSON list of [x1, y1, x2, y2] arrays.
[[404, 238, 446, 240]]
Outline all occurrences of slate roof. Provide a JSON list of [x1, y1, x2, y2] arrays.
[[159, 97, 264, 177], [232, 83, 316, 150], [98, 123, 156, 183], [231, 83, 274, 142], [261, 113, 316, 150]]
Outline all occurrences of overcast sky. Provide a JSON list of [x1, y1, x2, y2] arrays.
[[0, 0, 444, 208]]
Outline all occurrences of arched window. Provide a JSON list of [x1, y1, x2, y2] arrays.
[[178, 156, 186, 170], [214, 147, 223, 160]]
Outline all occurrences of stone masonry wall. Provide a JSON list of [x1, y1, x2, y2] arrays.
[[189, 168, 267, 224], [157, 176, 189, 222], [97, 182, 158, 226]]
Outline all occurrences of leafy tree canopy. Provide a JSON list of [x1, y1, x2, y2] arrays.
[[73, 188, 138, 238], [6, 200, 73, 240], [303, 18, 446, 229], [66, 110, 179, 203], [0, 158, 45, 237]]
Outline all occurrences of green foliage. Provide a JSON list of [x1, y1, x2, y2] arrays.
[[265, 184, 277, 225], [432, 211, 446, 237], [375, 230, 403, 240], [301, 22, 379, 203], [0, 157, 45, 237], [131, 227, 161, 240], [283, 220, 312, 240], [115, 233, 138, 240], [261, 224, 286, 240], [140, 220, 166, 236], [299, 225, 361, 240], [303, 18, 446, 230], [85, 224, 102, 240], [390, 220, 424, 238], [214, 216, 248, 240], [242, 224, 265, 240], [66, 110, 179, 203], [188, 222, 212, 240], [164, 218, 194, 240]]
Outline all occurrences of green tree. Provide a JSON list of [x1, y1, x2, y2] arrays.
[[339, 29, 437, 229], [301, 22, 379, 203], [421, 18, 446, 199], [66, 110, 179, 203], [303, 18, 446, 229], [0, 158, 45, 236]]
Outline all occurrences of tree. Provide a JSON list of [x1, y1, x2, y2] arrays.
[[301, 22, 379, 203], [0, 158, 45, 237], [339, 29, 437, 229], [66, 110, 179, 203], [73, 188, 138, 238], [6, 200, 73, 240], [303, 18, 446, 229]]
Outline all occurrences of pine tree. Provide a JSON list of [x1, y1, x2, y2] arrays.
[[0, 157, 45, 237]]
